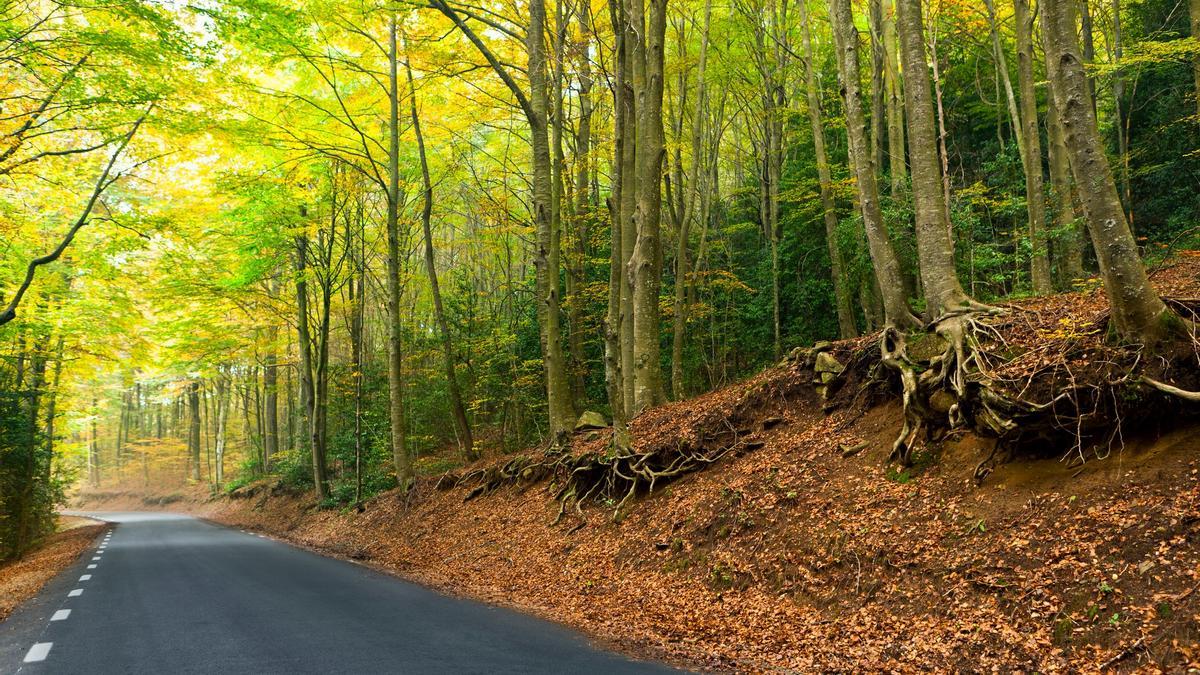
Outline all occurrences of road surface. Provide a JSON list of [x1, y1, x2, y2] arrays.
[[0, 512, 675, 674]]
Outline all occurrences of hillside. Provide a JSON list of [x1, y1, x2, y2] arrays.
[[76, 257, 1200, 672]]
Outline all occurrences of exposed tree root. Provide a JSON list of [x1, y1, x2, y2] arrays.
[[843, 298, 1200, 477], [444, 370, 810, 520]]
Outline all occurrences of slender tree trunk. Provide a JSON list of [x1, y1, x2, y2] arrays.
[[386, 16, 412, 487], [1041, 0, 1174, 344], [1110, 0, 1131, 221], [90, 396, 99, 486], [188, 381, 200, 482], [630, 0, 669, 411], [829, 0, 920, 329], [801, 0, 857, 339], [1191, 0, 1200, 118], [214, 374, 228, 487], [882, 0, 907, 193], [406, 54, 475, 459], [607, 0, 632, 445], [263, 321, 278, 472], [671, 0, 712, 396], [568, 4, 594, 406], [294, 228, 322, 498], [1015, 0, 1053, 293], [984, 0, 1026, 166], [527, 0, 576, 437], [1046, 91, 1086, 284], [618, 0, 638, 416], [869, 0, 887, 176], [896, 0, 975, 316]]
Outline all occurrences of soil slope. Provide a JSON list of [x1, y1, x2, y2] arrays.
[[79, 260, 1200, 672]]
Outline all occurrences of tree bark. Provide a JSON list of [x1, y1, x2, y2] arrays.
[[829, 0, 920, 329], [800, 0, 858, 339], [1191, 0, 1200, 118], [1046, 90, 1086, 284], [1040, 0, 1174, 344], [188, 381, 201, 482], [386, 15, 412, 487], [882, 0, 907, 193], [670, 0, 712, 396], [895, 0, 975, 316], [406, 53, 475, 460], [1015, 0, 1053, 293], [630, 0, 669, 411], [607, 0, 632, 445], [528, 0, 577, 436]]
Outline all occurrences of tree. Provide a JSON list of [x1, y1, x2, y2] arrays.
[[828, 0, 920, 329], [895, 0, 978, 316], [1040, 0, 1175, 344], [799, 0, 857, 339], [406, 48, 475, 460]]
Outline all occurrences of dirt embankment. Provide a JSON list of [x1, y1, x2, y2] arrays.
[[0, 517, 105, 622], [78, 261, 1200, 672]]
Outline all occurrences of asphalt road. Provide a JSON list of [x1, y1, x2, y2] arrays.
[[0, 512, 675, 674]]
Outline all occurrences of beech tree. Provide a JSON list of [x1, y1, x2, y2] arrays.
[[1039, 0, 1175, 344]]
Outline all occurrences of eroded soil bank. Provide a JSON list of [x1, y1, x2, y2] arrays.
[[77, 261, 1200, 671]]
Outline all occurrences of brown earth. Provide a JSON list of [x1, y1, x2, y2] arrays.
[[77, 260, 1200, 672], [0, 517, 105, 622]]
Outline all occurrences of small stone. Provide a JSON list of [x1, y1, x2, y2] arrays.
[[814, 351, 844, 374], [575, 410, 608, 431], [929, 390, 957, 414], [813, 340, 833, 352]]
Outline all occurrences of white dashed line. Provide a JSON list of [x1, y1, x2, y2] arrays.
[[51, 609, 71, 621], [87, 564, 97, 569], [67, 589, 82, 597], [91, 556, 100, 561], [79, 574, 92, 581], [24, 642, 52, 662]]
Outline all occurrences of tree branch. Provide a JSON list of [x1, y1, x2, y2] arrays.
[[0, 105, 151, 327]]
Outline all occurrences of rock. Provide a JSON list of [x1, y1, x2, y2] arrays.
[[813, 340, 833, 352], [929, 390, 958, 414], [761, 416, 783, 430], [575, 410, 608, 431], [814, 350, 844, 374]]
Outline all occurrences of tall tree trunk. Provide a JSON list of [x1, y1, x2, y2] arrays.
[[1015, 0, 1053, 293], [984, 0, 1025, 166], [801, 0, 858, 339], [1191, 0, 1200, 118], [1110, 0, 1131, 221], [89, 396, 99, 486], [869, 0, 887, 176], [1046, 91, 1086, 284], [618, 0, 638, 416], [188, 381, 200, 482], [829, 0, 920, 329], [386, 16, 412, 487], [406, 54, 475, 460], [671, 0, 712, 396], [1041, 0, 1174, 344], [607, 0, 632, 445], [882, 0, 907, 193], [526, 0, 576, 437], [263, 321, 278, 472], [568, 2, 594, 406], [896, 0, 975, 316], [294, 227, 322, 498], [214, 374, 228, 487], [630, 0, 669, 411]]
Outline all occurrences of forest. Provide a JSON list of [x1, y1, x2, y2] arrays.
[[3, 0, 1200, 569]]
